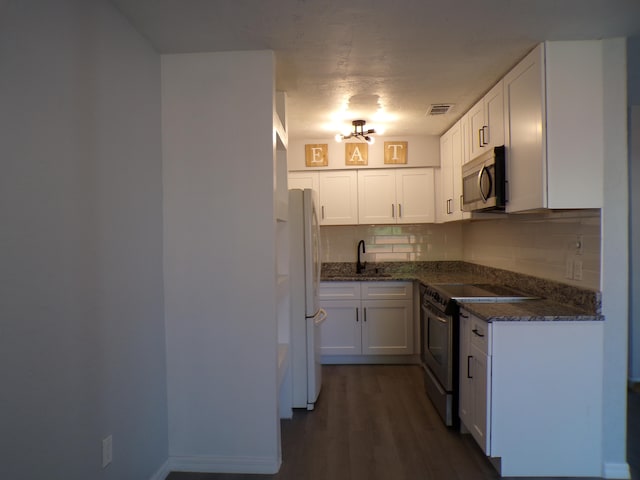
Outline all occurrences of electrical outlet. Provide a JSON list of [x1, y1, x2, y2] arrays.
[[573, 259, 583, 281], [565, 257, 574, 279], [102, 435, 112, 468]]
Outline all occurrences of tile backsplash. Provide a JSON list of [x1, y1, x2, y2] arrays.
[[320, 209, 601, 290], [462, 210, 601, 289], [320, 223, 463, 263]]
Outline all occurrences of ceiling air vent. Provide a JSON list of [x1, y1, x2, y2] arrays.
[[426, 104, 454, 116]]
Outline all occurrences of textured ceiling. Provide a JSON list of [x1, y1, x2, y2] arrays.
[[110, 0, 640, 139]]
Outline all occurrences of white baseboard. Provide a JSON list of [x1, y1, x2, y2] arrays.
[[603, 461, 631, 479], [167, 454, 281, 475], [148, 460, 171, 480]]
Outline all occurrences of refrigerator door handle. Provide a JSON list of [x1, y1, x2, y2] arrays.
[[314, 308, 328, 326]]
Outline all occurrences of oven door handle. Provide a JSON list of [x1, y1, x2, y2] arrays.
[[423, 302, 451, 323]]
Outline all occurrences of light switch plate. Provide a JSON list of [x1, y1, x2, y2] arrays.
[[102, 435, 112, 468], [573, 259, 583, 281]]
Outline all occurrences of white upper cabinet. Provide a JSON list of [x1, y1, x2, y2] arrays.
[[357, 170, 397, 223], [358, 168, 435, 224], [469, 80, 505, 161], [318, 170, 358, 225], [288, 171, 358, 225], [503, 41, 604, 212], [395, 168, 436, 224], [438, 120, 468, 222], [288, 171, 320, 193]]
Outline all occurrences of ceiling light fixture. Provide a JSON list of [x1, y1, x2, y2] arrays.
[[335, 120, 376, 144]]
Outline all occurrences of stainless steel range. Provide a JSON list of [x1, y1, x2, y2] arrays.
[[419, 283, 536, 427]]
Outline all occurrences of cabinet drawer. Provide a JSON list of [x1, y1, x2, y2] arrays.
[[469, 316, 490, 354], [361, 281, 413, 300], [319, 282, 361, 299]]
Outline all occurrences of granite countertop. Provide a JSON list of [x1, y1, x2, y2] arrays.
[[459, 299, 602, 322], [320, 261, 602, 322]]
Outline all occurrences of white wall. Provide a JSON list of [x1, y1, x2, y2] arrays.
[[628, 36, 640, 382], [600, 37, 631, 479], [162, 51, 280, 473], [289, 135, 440, 170], [0, 2, 168, 480]]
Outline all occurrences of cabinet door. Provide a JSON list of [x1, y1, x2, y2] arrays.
[[503, 45, 545, 212], [460, 112, 472, 165], [484, 80, 504, 150], [319, 300, 361, 356], [361, 299, 413, 355], [319, 171, 358, 225], [439, 126, 454, 221], [396, 168, 435, 224], [469, 81, 505, 161], [450, 123, 464, 221], [458, 311, 473, 428], [288, 171, 319, 193], [468, 100, 486, 160], [439, 121, 463, 222], [357, 170, 396, 224], [469, 342, 490, 454]]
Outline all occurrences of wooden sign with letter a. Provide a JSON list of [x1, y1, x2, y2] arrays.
[[345, 143, 368, 166]]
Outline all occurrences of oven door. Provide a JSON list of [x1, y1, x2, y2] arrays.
[[421, 301, 453, 392]]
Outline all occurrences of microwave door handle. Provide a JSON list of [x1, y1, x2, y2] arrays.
[[478, 165, 492, 203]]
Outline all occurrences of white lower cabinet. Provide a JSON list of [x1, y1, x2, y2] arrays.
[[319, 281, 414, 360], [459, 310, 491, 453], [458, 307, 605, 477]]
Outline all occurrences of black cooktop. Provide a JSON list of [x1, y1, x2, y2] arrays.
[[427, 283, 538, 306]]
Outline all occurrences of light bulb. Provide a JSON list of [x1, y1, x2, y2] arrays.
[[335, 133, 343, 143]]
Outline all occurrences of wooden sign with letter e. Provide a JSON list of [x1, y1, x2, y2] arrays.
[[305, 144, 328, 167], [384, 141, 408, 164], [345, 143, 368, 166]]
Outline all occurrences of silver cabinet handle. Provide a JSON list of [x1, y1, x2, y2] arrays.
[[478, 128, 483, 148], [398, 204, 402, 218], [459, 195, 463, 211], [363, 307, 367, 322], [446, 198, 452, 214], [391, 204, 395, 218], [356, 308, 359, 322], [482, 125, 489, 145], [321, 205, 325, 219]]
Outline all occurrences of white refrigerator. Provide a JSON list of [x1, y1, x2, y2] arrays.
[[289, 188, 326, 410]]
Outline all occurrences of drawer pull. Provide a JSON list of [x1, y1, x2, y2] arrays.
[[467, 355, 473, 379], [472, 328, 485, 338]]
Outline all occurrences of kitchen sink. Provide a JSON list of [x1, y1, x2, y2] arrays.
[[358, 272, 392, 278]]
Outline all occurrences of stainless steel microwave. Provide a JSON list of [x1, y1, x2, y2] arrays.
[[461, 145, 506, 212]]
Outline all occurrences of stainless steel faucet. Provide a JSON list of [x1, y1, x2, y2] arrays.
[[356, 240, 366, 274]]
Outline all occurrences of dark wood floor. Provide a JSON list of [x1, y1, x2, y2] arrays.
[[167, 365, 639, 480]]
